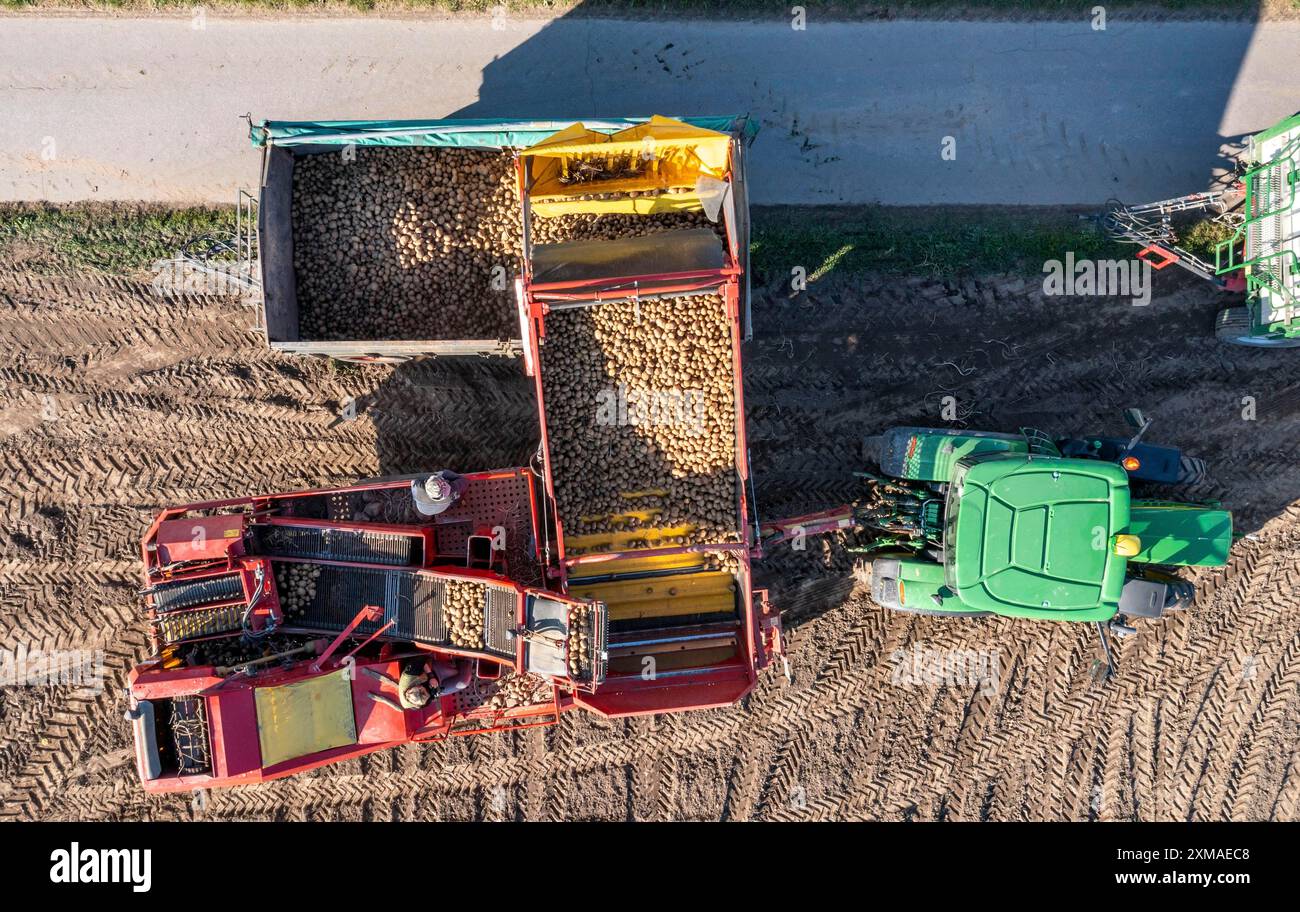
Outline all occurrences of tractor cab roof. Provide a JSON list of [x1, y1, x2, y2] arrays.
[[945, 455, 1130, 620]]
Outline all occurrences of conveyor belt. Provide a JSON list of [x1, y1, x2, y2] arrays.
[[485, 585, 516, 656], [411, 575, 448, 643], [151, 573, 243, 612], [292, 566, 402, 638], [288, 565, 511, 657], [252, 524, 416, 566]]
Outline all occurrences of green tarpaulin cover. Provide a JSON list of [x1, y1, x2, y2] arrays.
[[252, 116, 757, 150]]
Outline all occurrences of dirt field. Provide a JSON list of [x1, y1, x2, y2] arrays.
[[1, 251, 1298, 821]]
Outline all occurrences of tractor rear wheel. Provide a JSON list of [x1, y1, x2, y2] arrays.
[[1216, 307, 1300, 348], [1175, 456, 1207, 485]]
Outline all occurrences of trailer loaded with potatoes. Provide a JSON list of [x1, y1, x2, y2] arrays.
[[252, 116, 755, 361]]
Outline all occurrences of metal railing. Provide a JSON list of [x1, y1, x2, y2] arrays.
[[173, 189, 261, 294], [1214, 136, 1299, 308]]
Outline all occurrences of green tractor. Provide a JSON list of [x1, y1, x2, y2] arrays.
[[855, 416, 1233, 677]]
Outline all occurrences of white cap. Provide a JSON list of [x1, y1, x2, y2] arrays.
[[411, 473, 457, 516]]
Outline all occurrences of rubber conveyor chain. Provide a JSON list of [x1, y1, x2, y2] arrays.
[[151, 574, 246, 644], [151, 573, 244, 612]]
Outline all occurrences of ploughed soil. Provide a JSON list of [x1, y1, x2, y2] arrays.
[[1, 248, 1298, 821]]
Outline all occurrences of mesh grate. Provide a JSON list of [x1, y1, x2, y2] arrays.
[[412, 575, 448, 643], [284, 564, 514, 656], [252, 524, 416, 566], [592, 604, 609, 685], [294, 566, 393, 637], [292, 566, 455, 647], [437, 471, 532, 559], [152, 574, 243, 612], [484, 586, 516, 657]]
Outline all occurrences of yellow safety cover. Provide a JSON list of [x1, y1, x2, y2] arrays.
[[255, 670, 357, 767], [523, 115, 732, 213]]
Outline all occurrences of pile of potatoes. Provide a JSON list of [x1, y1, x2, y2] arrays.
[[484, 672, 553, 710], [532, 209, 712, 246], [290, 145, 721, 342], [707, 550, 744, 577], [444, 578, 486, 648], [541, 292, 739, 547], [348, 487, 416, 525], [568, 603, 594, 679], [177, 633, 318, 672], [274, 562, 321, 618], [292, 147, 522, 342]]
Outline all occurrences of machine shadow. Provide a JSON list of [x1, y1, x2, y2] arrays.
[[365, 356, 539, 479], [452, 4, 1268, 209]]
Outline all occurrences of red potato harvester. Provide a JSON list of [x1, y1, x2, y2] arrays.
[[127, 470, 607, 792]]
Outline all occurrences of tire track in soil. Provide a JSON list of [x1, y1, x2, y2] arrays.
[[3, 263, 1298, 820]]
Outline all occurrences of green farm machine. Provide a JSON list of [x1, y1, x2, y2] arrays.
[[817, 418, 1234, 678], [1104, 111, 1300, 347]]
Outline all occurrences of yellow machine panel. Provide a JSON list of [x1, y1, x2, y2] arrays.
[[255, 670, 358, 767], [566, 523, 698, 555], [568, 550, 707, 580], [530, 194, 704, 218], [570, 570, 737, 622]]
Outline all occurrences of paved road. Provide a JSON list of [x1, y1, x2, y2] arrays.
[[2, 15, 1297, 205]]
